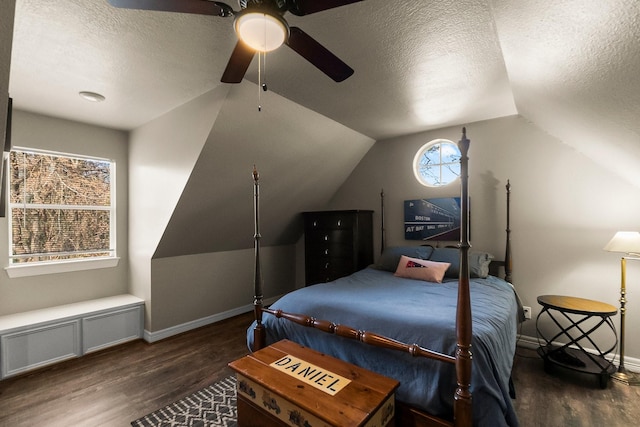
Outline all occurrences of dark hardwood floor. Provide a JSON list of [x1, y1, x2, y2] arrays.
[[511, 346, 640, 427], [1, 311, 639, 426], [0, 312, 252, 427]]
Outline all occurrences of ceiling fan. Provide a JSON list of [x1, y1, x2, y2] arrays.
[[107, 0, 364, 83]]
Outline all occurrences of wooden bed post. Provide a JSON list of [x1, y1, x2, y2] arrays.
[[252, 166, 266, 351], [504, 180, 512, 283], [455, 128, 473, 427], [380, 188, 385, 254]]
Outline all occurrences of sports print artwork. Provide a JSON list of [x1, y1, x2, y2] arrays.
[[404, 197, 464, 241]]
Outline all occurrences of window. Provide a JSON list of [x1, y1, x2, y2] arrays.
[[413, 139, 461, 187], [7, 149, 116, 269]]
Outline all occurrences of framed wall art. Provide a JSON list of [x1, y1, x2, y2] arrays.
[[404, 197, 464, 241]]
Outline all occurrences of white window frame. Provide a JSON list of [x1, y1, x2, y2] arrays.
[[412, 139, 461, 187], [5, 147, 119, 278]]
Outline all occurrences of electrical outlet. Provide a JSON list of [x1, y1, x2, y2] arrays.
[[522, 306, 532, 320]]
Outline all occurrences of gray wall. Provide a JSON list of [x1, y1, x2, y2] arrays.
[[130, 82, 374, 333], [5, 100, 637, 365], [0, 0, 14, 147], [128, 86, 229, 331], [329, 115, 640, 361], [0, 110, 129, 315], [150, 245, 296, 333]]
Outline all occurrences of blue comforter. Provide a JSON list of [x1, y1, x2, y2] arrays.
[[247, 267, 519, 427]]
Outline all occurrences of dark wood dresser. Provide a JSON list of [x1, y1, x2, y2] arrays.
[[302, 210, 374, 286]]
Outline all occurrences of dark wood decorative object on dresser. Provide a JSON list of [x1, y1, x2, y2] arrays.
[[302, 210, 374, 286]]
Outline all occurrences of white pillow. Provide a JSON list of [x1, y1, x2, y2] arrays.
[[394, 255, 450, 283]]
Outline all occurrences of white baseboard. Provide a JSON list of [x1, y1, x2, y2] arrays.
[[143, 295, 282, 343], [517, 333, 640, 372]]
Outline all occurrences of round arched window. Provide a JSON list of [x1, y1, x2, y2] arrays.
[[413, 139, 461, 187]]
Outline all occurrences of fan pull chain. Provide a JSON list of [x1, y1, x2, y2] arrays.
[[257, 52, 268, 111], [257, 14, 269, 112], [262, 48, 268, 93], [258, 51, 262, 112]]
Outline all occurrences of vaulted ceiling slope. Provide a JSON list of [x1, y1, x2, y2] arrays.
[[491, 0, 640, 186], [154, 83, 375, 258]]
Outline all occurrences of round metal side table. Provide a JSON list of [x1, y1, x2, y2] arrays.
[[536, 295, 617, 388]]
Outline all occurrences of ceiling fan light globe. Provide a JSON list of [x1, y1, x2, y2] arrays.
[[235, 12, 288, 52]]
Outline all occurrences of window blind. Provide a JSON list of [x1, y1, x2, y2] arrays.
[[9, 150, 114, 263]]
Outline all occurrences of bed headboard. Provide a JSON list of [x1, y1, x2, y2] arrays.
[[378, 177, 513, 283]]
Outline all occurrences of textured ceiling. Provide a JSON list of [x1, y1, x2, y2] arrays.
[[7, 0, 640, 183], [10, 0, 235, 131], [9, 0, 517, 140], [492, 0, 640, 185]]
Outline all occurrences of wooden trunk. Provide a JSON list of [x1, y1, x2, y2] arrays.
[[229, 339, 399, 427]]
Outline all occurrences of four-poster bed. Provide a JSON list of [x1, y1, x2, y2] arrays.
[[246, 129, 519, 427]]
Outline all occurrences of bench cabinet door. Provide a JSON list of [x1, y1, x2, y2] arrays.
[[1, 320, 81, 378]]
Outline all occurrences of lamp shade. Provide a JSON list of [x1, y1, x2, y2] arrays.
[[604, 231, 640, 255], [235, 12, 288, 52]]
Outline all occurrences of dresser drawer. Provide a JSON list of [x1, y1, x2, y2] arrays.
[[306, 256, 354, 273], [305, 246, 356, 284], [306, 246, 353, 261], [305, 229, 354, 245], [305, 213, 355, 230]]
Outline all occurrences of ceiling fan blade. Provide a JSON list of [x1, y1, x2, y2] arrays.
[[288, 0, 364, 16], [107, 0, 231, 17], [221, 41, 255, 83], [285, 27, 354, 82]]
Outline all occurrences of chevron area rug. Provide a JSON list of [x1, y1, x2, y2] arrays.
[[131, 376, 237, 427]]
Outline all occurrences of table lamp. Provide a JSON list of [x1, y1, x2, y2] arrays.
[[604, 231, 640, 386]]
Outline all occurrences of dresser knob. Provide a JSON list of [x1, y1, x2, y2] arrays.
[[324, 235, 329, 241], [337, 219, 342, 227]]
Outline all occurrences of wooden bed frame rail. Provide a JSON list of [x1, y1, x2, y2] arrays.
[[250, 129, 511, 427], [260, 306, 456, 365]]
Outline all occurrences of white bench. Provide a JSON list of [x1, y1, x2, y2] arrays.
[[0, 294, 144, 379]]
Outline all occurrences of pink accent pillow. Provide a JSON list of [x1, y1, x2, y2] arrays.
[[394, 255, 451, 283]]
